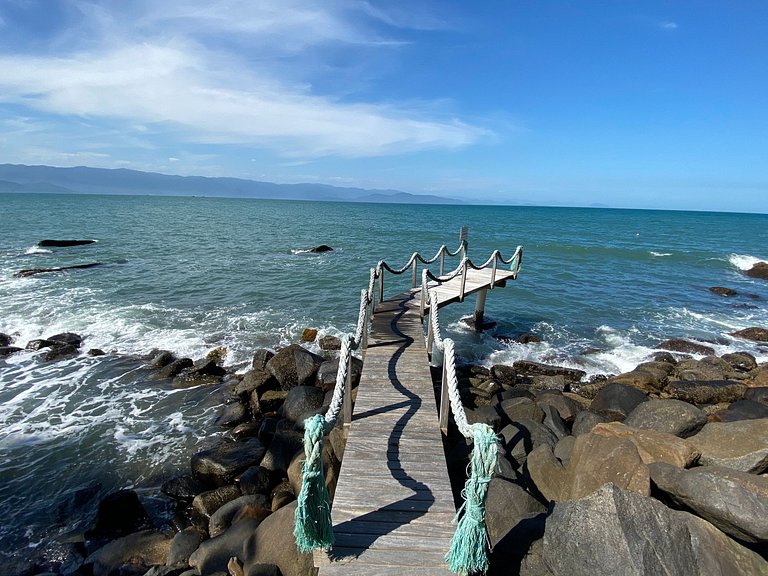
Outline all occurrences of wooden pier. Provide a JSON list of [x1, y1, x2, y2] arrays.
[[315, 265, 518, 574]]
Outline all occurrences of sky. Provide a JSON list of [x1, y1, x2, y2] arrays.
[[0, 1, 766, 212]]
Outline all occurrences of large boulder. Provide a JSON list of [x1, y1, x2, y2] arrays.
[[86, 490, 152, 541], [84, 530, 171, 576], [590, 422, 700, 468], [655, 339, 715, 356], [672, 356, 735, 381], [541, 483, 768, 575], [666, 380, 747, 405], [688, 419, 768, 473], [535, 390, 583, 424], [281, 385, 325, 423], [315, 356, 363, 392], [711, 399, 768, 422], [571, 410, 607, 436], [623, 398, 707, 438], [589, 383, 648, 421], [259, 429, 303, 473], [0, 346, 23, 357], [501, 419, 559, 468], [649, 462, 768, 544], [167, 527, 203, 567], [188, 518, 262, 574], [208, 494, 271, 538], [513, 360, 586, 391], [744, 261, 768, 279], [486, 477, 546, 546], [242, 501, 314, 576], [266, 344, 324, 390], [497, 397, 545, 424], [606, 361, 674, 393], [191, 439, 266, 486], [730, 327, 768, 342], [192, 485, 242, 523]]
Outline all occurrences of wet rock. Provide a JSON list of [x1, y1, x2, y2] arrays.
[[158, 358, 193, 379], [624, 398, 707, 438], [589, 383, 648, 422], [84, 530, 170, 576], [0, 332, 12, 346], [237, 466, 273, 496], [281, 385, 325, 423], [266, 344, 324, 390], [47, 332, 84, 347], [666, 380, 747, 405], [689, 419, 768, 472], [571, 410, 607, 436], [300, 328, 318, 342], [591, 422, 699, 468], [241, 501, 313, 576], [744, 261, 768, 279], [730, 326, 768, 342], [497, 397, 545, 424], [316, 356, 363, 392], [235, 367, 276, 399], [15, 262, 103, 277], [709, 286, 738, 296], [191, 439, 267, 486], [517, 333, 542, 344], [86, 490, 152, 541], [260, 429, 303, 474], [39, 239, 96, 247], [0, 345, 22, 357], [167, 527, 204, 567], [206, 346, 227, 365], [541, 483, 768, 576], [490, 364, 517, 387], [651, 351, 678, 364], [43, 343, 79, 362], [309, 244, 333, 253], [215, 401, 247, 427], [650, 462, 768, 543], [655, 339, 715, 356], [188, 518, 261, 574], [257, 389, 289, 414], [208, 494, 271, 538], [87, 348, 105, 356], [721, 352, 758, 373], [252, 349, 274, 370], [162, 475, 206, 502], [192, 485, 242, 523], [148, 350, 175, 368]]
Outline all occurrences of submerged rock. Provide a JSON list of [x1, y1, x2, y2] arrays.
[[730, 326, 768, 342], [655, 339, 715, 356], [15, 262, 103, 277], [38, 239, 96, 247]]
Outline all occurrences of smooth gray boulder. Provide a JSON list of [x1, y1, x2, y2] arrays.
[[84, 530, 171, 576], [624, 398, 707, 438], [589, 383, 648, 421], [191, 439, 266, 486], [666, 380, 747, 405], [208, 494, 271, 538], [188, 518, 261, 574], [266, 344, 324, 390], [281, 385, 325, 423], [689, 419, 768, 473], [242, 501, 313, 576], [485, 477, 546, 547]]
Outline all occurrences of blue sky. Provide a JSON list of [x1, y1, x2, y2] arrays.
[[0, 1, 766, 211]]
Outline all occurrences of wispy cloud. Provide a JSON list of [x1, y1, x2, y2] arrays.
[[0, 1, 486, 160], [658, 21, 678, 31]]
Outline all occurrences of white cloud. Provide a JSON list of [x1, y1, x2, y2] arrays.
[[659, 21, 678, 30], [0, 1, 487, 159]]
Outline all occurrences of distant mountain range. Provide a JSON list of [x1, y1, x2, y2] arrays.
[[0, 164, 461, 204]]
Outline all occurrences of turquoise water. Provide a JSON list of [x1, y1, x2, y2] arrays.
[[1, 193, 767, 559]]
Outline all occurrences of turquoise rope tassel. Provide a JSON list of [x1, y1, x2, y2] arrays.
[[446, 424, 499, 575], [294, 413, 335, 552]]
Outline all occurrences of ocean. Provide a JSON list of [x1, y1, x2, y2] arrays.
[[1, 192, 767, 561]]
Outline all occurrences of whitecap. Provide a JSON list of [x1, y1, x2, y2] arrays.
[[649, 251, 672, 257], [24, 246, 52, 255], [729, 253, 765, 271]]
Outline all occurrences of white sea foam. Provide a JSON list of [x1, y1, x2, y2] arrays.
[[729, 253, 765, 271], [649, 251, 672, 257], [24, 246, 52, 254]]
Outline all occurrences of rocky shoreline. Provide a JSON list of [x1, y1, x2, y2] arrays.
[[2, 318, 768, 575]]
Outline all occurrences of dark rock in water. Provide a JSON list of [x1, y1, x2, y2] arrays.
[[266, 344, 324, 390], [251, 348, 274, 370], [241, 501, 314, 576], [624, 398, 707, 438], [216, 401, 247, 427], [192, 485, 242, 522], [86, 490, 152, 541], [15, 262, 103, 277], [188, 518, 261, 574], [721, 351, 758, 372], [42, 343, 79, 362], [651, 351, 679, 364], [148, 350, 175, 368], [655, 338, 715, 356], [281, 385, 325, 423], [162, 474, 206, 502], [87, 348, 105, 356], [0, 345, 22, 357], [39, 239, 96, 247], [84, 530, 170, 576], [167, 527, 203, 568], [158, 357, 193, 378], [517, 332, 542, 344], [491, 364, 517, 387], [0, 333, 12, 346], [589, 383, 648, 422], [513, 360, 586, 388], [172, 371, 221, 389], [26, 338, 59, 350], [48, 332, 84, 347], [689, 419, 768, 473], [666, 380, 747, 405], [730, 326, 768, 342], [191, 438, 267, 486], [208, 494, 271, 538], [744, 261, 768, 279], [300, 327, 318, 342], [709, 286, 738, 296], [571, 410, 607, 436], [541, 483, 768, 575], [309, 244, 333, 253], [318, 335, 342, 350], [711, 399, 768, 422], [238, 466, 273, 496], [649, 462, 768, 544]]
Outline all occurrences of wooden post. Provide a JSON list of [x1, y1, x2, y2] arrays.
[[473, 287, 488, 329]]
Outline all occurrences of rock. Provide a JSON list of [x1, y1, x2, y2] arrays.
[[624, 398, 707, 438], [501, 419, 559, 468], [591, 422, 700, 468], [270, 480, 296, 511], [744, 261, 768, 279], [87, 348, 105, 356], [747, 366, 768, 388], [553, 435, 576, 467], [491, 364, 517, 387], [513, 360, 586, 386], [571, 410, 607, 436], [0, 332, 12, 347], [673, 356, 735, 381], [149, 350, 175, 368], [208, 495, 271, 538], [48, 332, 84, 347], [216, 402, 247, 427], [241, 501, 313, 576], [260, 429, 303, 473], [655, 339, 715, 356], [15, 262, 103, 277], [608, 361, 675, 393], [517, 333, 542, 344], [84, 530, 170, 576], [316, 356, 363, 392], [237, 466, 273, 496], [666, 380, 747, 405], [541, 483, 768, 576], [281, 386, 325, 423], [535, 391, 583, 424], [651, 351, 678, 364], [650, 462, 768, 543], [745, 387, 768, 405], [300, 328, 318, 342], [497, 397, 545, 424], [721, 352, 758, 373], [43, 343, 79, 362], [235, 367, 276, 399], [730, 326, 768, 342], [711, 399, 768, 422], [39, 239, 96, 247], [191, 439, 266, 486], [192, 485, 242, 523], [709, 286, 738, 296], [206, 346, 227, 365], [318, 335, 342, 350], [244, 564, 281, 576], [172, 358, 226, 388], [266, 344, 325, 390], [188, 518, 261, 574], [540, 404, 569, 441], [86, 490, 152, 541], [167, 527, 203, 567], [158, 358, 193, 379], [466, 404, 503, 428], [485, 477, 546, 547], [309, 245, 333, 253], [161, 475, 206, 501], [689, 419, 768, 472], [0, 346, 23, 357], [589, 383, 648, 421]]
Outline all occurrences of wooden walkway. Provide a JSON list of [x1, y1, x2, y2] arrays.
[[315, 266, 517, 575]]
